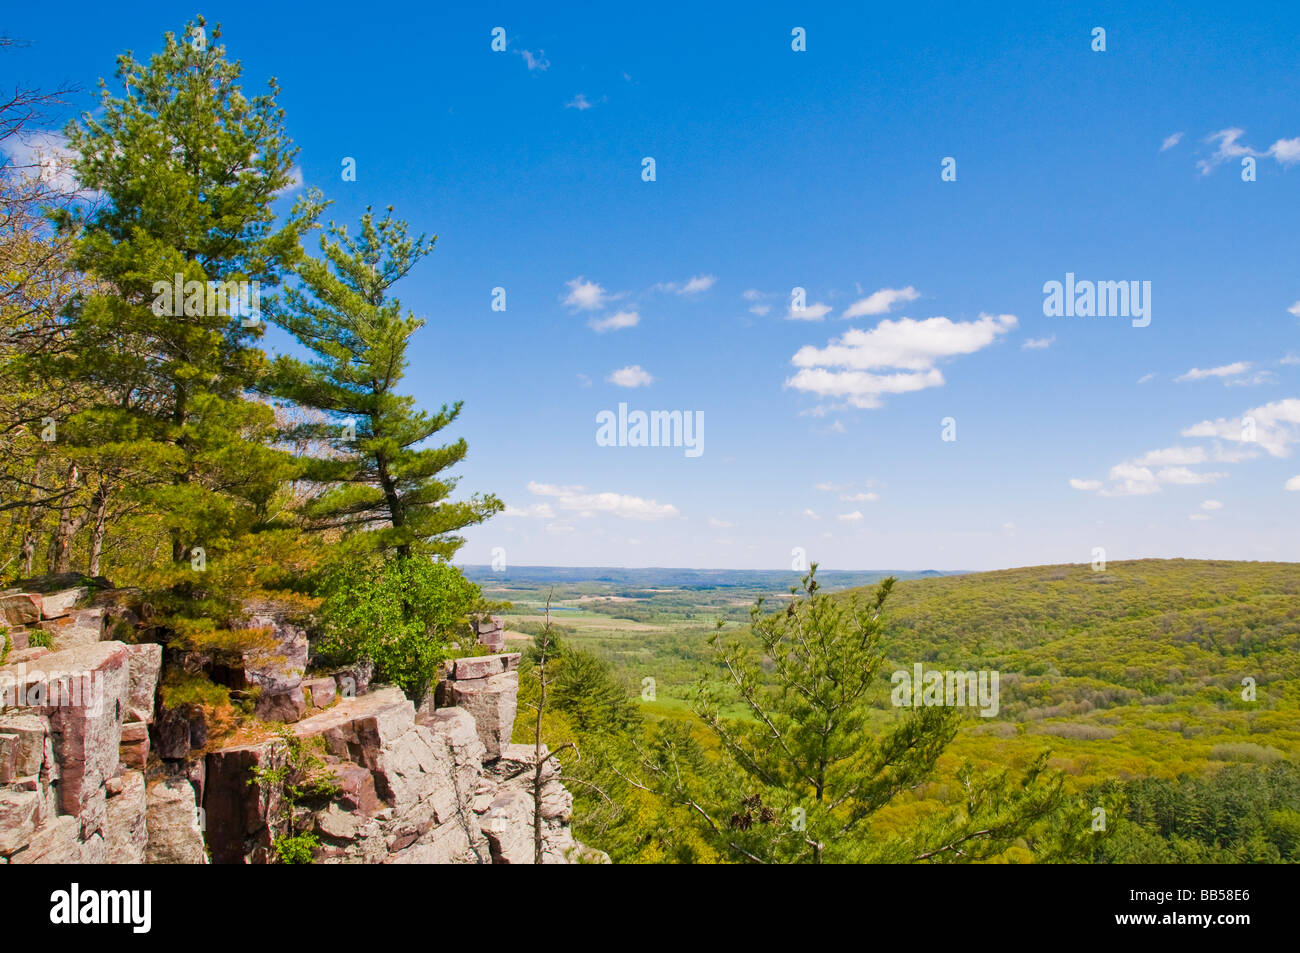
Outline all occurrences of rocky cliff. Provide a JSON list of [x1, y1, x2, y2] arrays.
[[0, 581, 601, 864]]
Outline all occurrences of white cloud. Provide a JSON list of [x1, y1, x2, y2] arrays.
[[785, 301, 833, 321], [566, 94, 593, 111], [841, 286, 919, 319], [1175, 361, 1253, 382], [840, 492, 878, 502], [786, 313, 1017, 409], [1069, 478, 1102, 491], [607, 365, 654, 388], [576, 373, 592, 387], [1137, 373, 1156, 384], [1189, 513, 1210, 521], [1282, 353, 1300, 366], [1022, 336, 1055, 350], [1183, 398, 1300, 457], [837, 511, 863, 522], [1201, 500, 1223, 511], [527, 481, 678, 520], [563, 277, 609, 311], [1286, 475, 1300, 491], [802, 509, 820, 519], [707, 517, 733, 528], [1269, 138, 1300, 165], [1289, 302, 1300, 318], [1, 131, 86, 195], [588, 310, 639, 333], [1160, 132, 1184, 151]]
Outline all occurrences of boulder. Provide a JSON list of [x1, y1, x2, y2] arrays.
[[303, 676, 337, 709], [448, 671, 518, 759], [0, 715, 46, 781], [204, 740, 283, 864], [124, 643, 162, 723], [42, 607, 106, 647], [119, 722, 149, 769], [254, 685, 306, 723], [0, 788, 41, 854], [452, 652, 521, 681], [105, 769, 148, 864], [145, 776, 207, 864], [0, 593, 42, 626], [471, 616, 506, 653], [481, 789, 534, 864], [40, 587, 89, 619], [2, 641, 130, 818]]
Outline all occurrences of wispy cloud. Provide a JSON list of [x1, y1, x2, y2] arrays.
[[1022, 336, 1055, 350], [527, 481, 678, 520], [1197, 127, 1300, 174], [1174, 361, 1270, 385], [841, 286, 919, 319], [1160, 131, 1184, 151], [656, 274, 716, 295], [588, 310, 639, 333], [518, 49, 550, 71], [565, 93, 593, 110]]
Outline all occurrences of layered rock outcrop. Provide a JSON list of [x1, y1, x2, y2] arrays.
[[0, 579, 601, 864]]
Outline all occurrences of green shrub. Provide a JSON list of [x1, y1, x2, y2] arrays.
[[312, 555, 481, 699]]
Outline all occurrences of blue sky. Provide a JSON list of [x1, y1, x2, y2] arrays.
[[5, 1, 1300, 570]]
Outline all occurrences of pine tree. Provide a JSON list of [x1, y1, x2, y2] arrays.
[[633, 565, 1063, 863], [268, 207, 501, 558], [48, 17, 321, 647]]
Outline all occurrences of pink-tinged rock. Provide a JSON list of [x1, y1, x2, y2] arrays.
[[203, 740, 282, 864], [4, 646, 49, 665], [481, 789, 534, 864], [145, 776, 207, 864], [43, 607, 106, 647], [452, 652, 521, 681], [119, 721, 149, 770], [329, 762, 380, 815], [105, 768, 148, 864], [40, 587, 89, 619], [1, 641, 130, 818], [450, 671, 518, 760], [255, 684, 306, 723], [0, 715, 45, 782], [6, 628, 30, 651], [0, 593, 42, 626], [0, 787, 42, 857], [124, 642, 162, 723], [471, 616, 506, 652], [303, 676, 337, 708]]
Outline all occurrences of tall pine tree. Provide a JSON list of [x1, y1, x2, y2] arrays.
[[50, 18, 321, 648], [269, 207, 501, 558]]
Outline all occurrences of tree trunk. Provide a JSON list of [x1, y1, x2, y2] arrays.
[[86, 481, 111, 576], [47, 462, 81, 573]]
